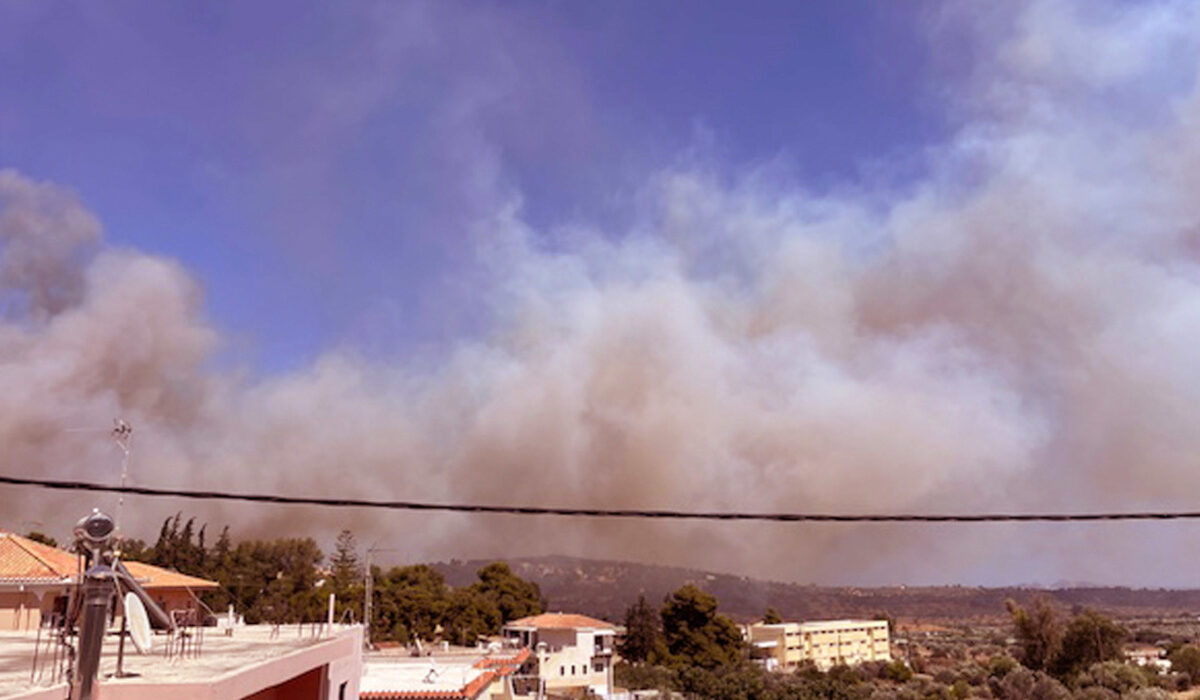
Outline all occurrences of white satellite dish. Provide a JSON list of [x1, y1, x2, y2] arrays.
[[124, 592, 152, 654]]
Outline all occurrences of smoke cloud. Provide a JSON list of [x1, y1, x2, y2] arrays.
[[3, 0, 1200, 585]]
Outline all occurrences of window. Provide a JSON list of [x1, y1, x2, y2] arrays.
[[571, 665, 576, 675], [338, 682, 347, 700], [560, 666, 565, 676]]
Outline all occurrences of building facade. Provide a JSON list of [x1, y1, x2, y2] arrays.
[[502, 613, 617, 698], [747, 619, 890, 672]]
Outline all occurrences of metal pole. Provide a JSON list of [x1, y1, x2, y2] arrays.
[[113, 607, 129, 678], [364, 550, 373, 649], [70, 561, 115, 700]]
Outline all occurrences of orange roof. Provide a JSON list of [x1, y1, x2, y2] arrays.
[[122, 560, 219, 590], [0, 533, 80, 582], [504, 612, 616, 630], [0, 532, 218, 590]]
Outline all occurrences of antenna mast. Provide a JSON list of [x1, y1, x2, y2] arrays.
[[110, 420, 132, 538]]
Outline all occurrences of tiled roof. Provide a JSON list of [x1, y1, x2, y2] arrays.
[[0, 532, 218, 590], [0, 533, 77, 582], [504, 612, 616, 630], [123, 561, 220, 590]]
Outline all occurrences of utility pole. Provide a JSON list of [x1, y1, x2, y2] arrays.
[[364, 549, 372, 649], [363, 546, 401, 651]]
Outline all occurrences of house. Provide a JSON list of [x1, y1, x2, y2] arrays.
[[746, 619, 890, 672], [0, 532, 219, 631], [359, 647, 529, 700], [502, 613, 617, 698], [1124, 644, 1170, 671]]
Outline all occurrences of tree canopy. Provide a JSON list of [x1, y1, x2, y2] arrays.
[[620, 594, 665, 663], [117, 514, 541, 644], [1008, 597, 1127, 681], [660, 584, 744, 670]]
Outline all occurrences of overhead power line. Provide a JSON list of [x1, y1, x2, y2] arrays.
[[2, 473, 1198, 523]]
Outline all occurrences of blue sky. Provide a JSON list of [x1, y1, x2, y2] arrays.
[[0, 1, 945, 371]]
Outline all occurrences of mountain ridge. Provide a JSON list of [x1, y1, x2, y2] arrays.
[[427, 555, 1200, 624]]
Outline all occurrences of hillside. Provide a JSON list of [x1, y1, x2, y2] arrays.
[[429, 555, 1200, 624]]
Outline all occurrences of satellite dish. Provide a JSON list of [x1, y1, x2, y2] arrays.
[[124, 592, 152, 654]]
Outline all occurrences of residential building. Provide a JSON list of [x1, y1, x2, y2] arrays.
[[0, 532, 219, 631], [359, 646, 528, 700], [502, 613, 618, 697], [747, 619, 890, 671], [1124, 644, 1170, 671]]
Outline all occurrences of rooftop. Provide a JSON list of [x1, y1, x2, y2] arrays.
[[0, 624, 360, 699], [360, 647, 529, 699], [0, 534, 76, 584], [751, 619, 890, 631], [0, 532, 218, 590], [503, 613, 616, 632]]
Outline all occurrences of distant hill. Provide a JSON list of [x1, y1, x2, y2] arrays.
[[429, 555, 1200, 624]]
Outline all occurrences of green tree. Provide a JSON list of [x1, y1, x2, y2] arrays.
[[441, 587, 501, 646], [330, 530, 360, 593], [1169, 645, 1200, 685], [660, 584, 744, 670], [762, 607, 783, 624], [148, 513, 206, 575], [219, 537, 324, 624], [371, 565, 449, 643], [991, 667, 1072, 700], [1074, 660, 1149, 695], [1050, 609, 1126, 678], [24, 531, 57, 547], [471, 562, 542, 623], [619, 595, 664, 663], [1007, 596, 1062, 672], [115, 537, 149, 562]]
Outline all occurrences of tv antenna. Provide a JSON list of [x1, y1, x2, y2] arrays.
[[111, 420, 133, 538]]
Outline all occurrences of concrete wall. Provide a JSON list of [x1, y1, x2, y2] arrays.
[[0, 588, 63, 632]]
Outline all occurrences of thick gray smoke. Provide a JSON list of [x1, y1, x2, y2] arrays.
[[3, 0, 1200, 585]]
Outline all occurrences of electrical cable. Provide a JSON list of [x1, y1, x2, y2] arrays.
[[0, 473, 1197, 523]]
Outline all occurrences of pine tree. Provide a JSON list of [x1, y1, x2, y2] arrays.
[[330, 530, 360, 592], [619, 595, 663, 663]]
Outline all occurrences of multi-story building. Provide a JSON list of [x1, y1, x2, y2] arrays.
[[747, 619, 890, 671], [502, 613, 617, 698]]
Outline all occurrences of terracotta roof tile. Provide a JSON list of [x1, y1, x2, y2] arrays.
[[0, 532, 218, 590], [0, 533, 77, 581], [505, 612, 616, 630], [122, 561, 220, 590]]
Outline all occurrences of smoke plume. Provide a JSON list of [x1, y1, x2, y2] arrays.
[[3, 0, 1200, 585]]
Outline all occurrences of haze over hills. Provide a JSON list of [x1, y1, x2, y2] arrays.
[[431, 556, 1200, 624]]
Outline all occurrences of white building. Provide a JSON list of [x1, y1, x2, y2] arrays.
[[747, 619, 890, 672], [502, 613, 617, 697]]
